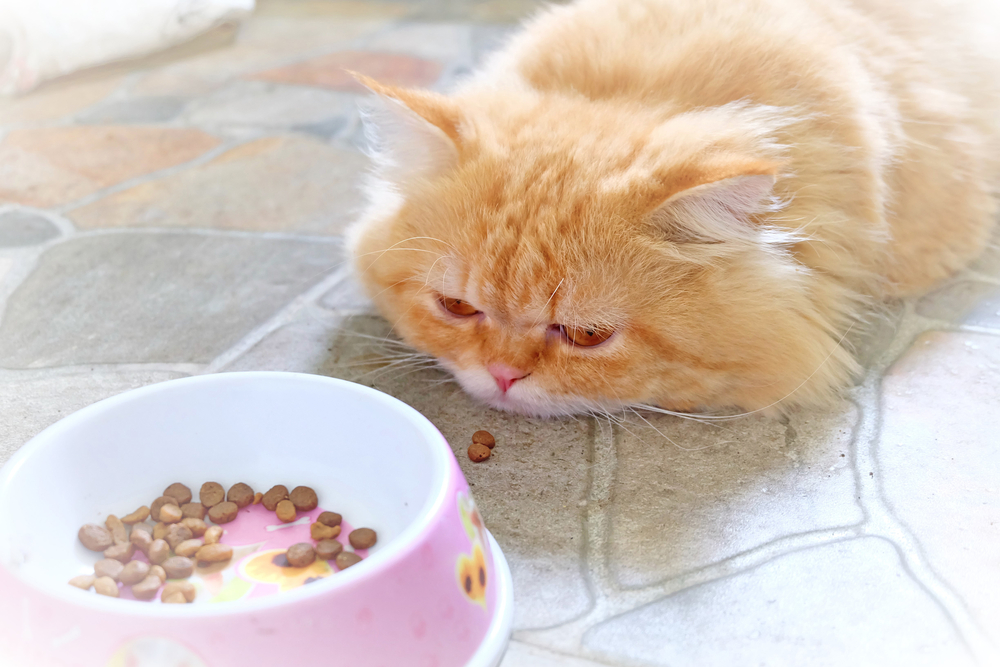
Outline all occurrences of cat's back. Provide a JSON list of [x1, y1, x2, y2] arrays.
[[483, 0, 1000, 115]]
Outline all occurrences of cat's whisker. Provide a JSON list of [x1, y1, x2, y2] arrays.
[[626, 406, 731, 452]]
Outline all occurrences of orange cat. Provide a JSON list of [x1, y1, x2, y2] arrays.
[[348, 0, 1000, 416]]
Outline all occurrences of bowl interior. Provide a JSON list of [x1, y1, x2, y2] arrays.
[[0, 372, 449, 613]]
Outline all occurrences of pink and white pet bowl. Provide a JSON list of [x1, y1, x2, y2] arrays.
[[0, 372, 514, 667]]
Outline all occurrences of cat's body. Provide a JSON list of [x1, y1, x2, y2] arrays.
[[349, 0, 1000, 417]]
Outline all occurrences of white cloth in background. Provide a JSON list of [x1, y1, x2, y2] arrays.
[[0, 0, 254, 95]]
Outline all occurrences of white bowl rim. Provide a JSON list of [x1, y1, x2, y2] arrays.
[[0, 371, 455, 618]]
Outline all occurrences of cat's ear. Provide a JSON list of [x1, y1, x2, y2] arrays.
[[648, 164, 780, 243], [353, 73, 461, 186]]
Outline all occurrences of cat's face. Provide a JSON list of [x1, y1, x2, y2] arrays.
[[350, 81, 855, 416]]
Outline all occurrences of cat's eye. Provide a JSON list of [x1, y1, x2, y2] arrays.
[[561, 325, 614, 347], [440, 296, 480, 317]]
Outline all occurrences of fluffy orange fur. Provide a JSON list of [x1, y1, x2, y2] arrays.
[[349, 0, 1000, 417]]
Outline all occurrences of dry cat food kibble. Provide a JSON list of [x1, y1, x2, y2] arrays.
[[315, 539, 343, 560], [78, 524, 114, 552], [468, 429, 498, 462], [227, 483, 255, 509], [349, 528, 377, 550], [335, 552, 362, 570], [289, 486, 318, 512], [467, 443, 491, 462], [472, 430, 496, 448], [195, 543, 233, 563], [317, 511, 341, 527], [207, 501, 239, 524], [199, 482, 225, 508], [261, 485, 288, 511], [163, 483, 193, 506], [286, 543, 316, 568], [72, 479, 376, 603], [275, 499, 297, 523]]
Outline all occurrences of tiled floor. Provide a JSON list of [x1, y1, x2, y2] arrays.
[[1, 1, 999, 665]]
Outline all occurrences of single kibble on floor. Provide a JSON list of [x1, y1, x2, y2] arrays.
[[275, 499, 296, 523], [208, 501, 239, 524], [174, 539, 203, 558], [68, 574, 95, 590], [93, 576, 119, 598], [467, 443, 491, 462], [149, 565, 166, 583], [159, 503, 183, 524], [163, 580, 196, 603], [94, 558, 124, 581], [162, 591, 187, 604], [180, 517, 207, 537], [78, 524, 114, 552], [121, 506, 150, 524], [317, 511, 342, 527], [289, 486, 318, 512], [253, 492, 263, 505], [227, 482, 255, 509], [105, 515, 128, 545], [195, 543, 233, 563], [148, 539, 170, 565], [119, 560, 150, 586], [163, 482, 193, 506], [150, 496, 178, 522], [349, 528, 377, 550], [334, 551, 362, 570], [162, 556, 194, 579], [315, 539, 343, 560], [131, 574, 162, 600], [180, 502, 207, 520], [286, 543, 316, 568], [203, 525, 223, 544], [310, 522, 340, 541], [472, 430, 496, 449], [199, 482, 225, 508], [164, 524, 193, 550], [262, 485, 289, 511], [130, 528, 153, 554], [103, 542, 135, 563], [152, 522, 169, 540]]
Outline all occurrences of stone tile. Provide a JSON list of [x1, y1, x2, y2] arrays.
[[68, 136, 368, 235], [0, 234, 341, 368], [0, 210, 60, 247], [0, 76, 122, 126], [501, 641, 610, 667], [314, 314, 593, 629], [320, 270, 374, 313], [132, 17, 387, 97], [251, 51, 443, 92], [364, 23, 473, 62], [0, 371, 186, 466], [255, 1, 412, 20], [0, 127, 219, 208], [185, 80, 358, 128], [224, 305, 346, 373], [75, 97, 188, 124], [609, 404, 861, 587], [879, 331, 1000, 642], [584, 537, 972, 666], [916, 280, 1000, 328]]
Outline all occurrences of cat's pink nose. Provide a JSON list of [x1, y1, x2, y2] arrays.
[[488, 364, 529, 393]]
